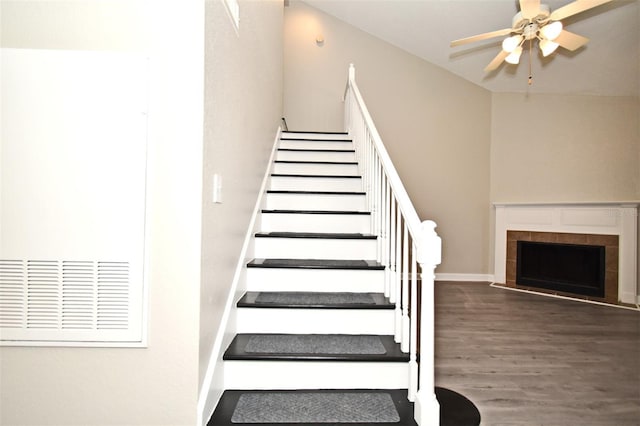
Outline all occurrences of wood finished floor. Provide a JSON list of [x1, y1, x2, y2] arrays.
[[435, 282, 640, 426]]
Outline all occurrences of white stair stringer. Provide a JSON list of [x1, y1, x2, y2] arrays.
[[235, 308, 395, 335], [253, 235, 377, 260], [224, 360, 409, 390], [245, 267, 384, 293]]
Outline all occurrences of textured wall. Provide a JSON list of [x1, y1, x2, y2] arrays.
[[284, 1, 493, 275], [1, 1, 203, 424]]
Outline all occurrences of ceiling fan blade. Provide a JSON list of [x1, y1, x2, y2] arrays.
[[450, 28, 513, 47], [550, 0, 613, 21], [484, 50, 509, 72], [555, 29, 589, 51], [520, 0, 542, 19]]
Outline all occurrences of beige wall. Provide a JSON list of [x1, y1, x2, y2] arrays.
[[199, 0, 283, 415], [284, 1, 492, 275], [1, 1, 203, 424], [491, 92, 640, 294], [491, 93, 640, 202]]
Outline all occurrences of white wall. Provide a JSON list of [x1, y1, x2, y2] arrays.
[[199, 0, 283, 419], [284, 1, 493, 276], [1, 1, 203, 424]]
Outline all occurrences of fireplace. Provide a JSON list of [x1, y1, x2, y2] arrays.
[[516, 240, 606, 298], [506, 231, 618, 303], [494, 203, 638, 306]]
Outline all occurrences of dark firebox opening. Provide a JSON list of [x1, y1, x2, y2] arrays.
[[516, 241, 606, 298]]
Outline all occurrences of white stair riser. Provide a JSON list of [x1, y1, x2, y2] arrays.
[[224, 360, 408, 390], [254, 237, 376, 260], [279, 140, 353, 150], [266, 193, 367, 211], [272, 162, 359, 175], [261, 213, 370, 233], [236, 308, 395, 334], [246, 268, 384, 293], [282, 132, 349, 140], [276, 150, 355, 162], [270, 176, 362, 192], [265, 193, 366, 211]]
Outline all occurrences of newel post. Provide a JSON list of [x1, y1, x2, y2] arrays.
[[414, 220, 441, 425]]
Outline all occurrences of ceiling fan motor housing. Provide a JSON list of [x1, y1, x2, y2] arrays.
[[512, 4, 551, 36]]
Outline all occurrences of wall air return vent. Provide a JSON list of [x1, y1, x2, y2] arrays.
[[1, 48, 148, 347]]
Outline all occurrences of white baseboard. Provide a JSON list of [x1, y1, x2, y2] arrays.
[[197, 127, 282, 426], [435, 273, 494, 282]]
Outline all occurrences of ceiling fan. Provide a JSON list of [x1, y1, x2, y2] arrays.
[[450, 0, 613, 73]]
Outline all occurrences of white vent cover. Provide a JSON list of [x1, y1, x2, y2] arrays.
[[1, 49, 148, 346]]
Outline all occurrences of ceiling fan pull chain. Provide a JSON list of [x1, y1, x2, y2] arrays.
[[528, 38, 533, 85]]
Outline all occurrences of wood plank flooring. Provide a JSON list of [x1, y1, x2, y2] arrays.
[[435, 282, 640, 426]]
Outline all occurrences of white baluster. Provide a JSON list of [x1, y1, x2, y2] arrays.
[[408, 241, 418, 402], [394, 206, 402, 343], [388, 196, 396, 301], [414, 220, 441, 426], [401, 221, 410, 353]]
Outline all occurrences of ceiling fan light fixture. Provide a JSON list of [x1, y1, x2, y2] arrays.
[[539, 39, 559, 56], [502, 35, 524, 53], [505, 46, 523, 64], [540, 21, 563, 40]]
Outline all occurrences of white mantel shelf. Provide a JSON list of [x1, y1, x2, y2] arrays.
[[493, 202, 639, 305]]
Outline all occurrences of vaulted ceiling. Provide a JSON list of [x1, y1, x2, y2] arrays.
[[302, 0, 639, 97]]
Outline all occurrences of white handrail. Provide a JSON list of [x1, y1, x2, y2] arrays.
[[342, 64, 441, 426]]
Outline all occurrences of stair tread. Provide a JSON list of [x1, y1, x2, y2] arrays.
[[247, 258, 384, 270], [261, 209, 370, 215], [267, 190, 365, 195], [278, 148, 355, 152], [208, 389, 417, 426], [283, 130, 348, 135], [254, 231, 376, 239], [271, 173, 361, 178], [281, 137, 352, 142], [238, 291, 393, 309], [275, 160, 358, 165], [224, 333, 408, 362]]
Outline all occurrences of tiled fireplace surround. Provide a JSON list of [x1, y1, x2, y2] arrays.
[[494, 203, 639, 306]]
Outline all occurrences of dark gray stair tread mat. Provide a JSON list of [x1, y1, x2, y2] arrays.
[[223, 334, 408, 361], [208, 389, 417, 426], [231, 391, 399, 423], [238, 291, 392, 309], [246, 258, 384, 270], [254, 232, 376, 240]]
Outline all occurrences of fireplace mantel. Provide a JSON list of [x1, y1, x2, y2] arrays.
[[493, 202, 639, 305]]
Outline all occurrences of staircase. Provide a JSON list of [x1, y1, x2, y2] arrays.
[[207, 131, 419, 425]]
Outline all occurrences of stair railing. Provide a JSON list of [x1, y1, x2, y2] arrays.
[[342, 64, 442, 426]]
